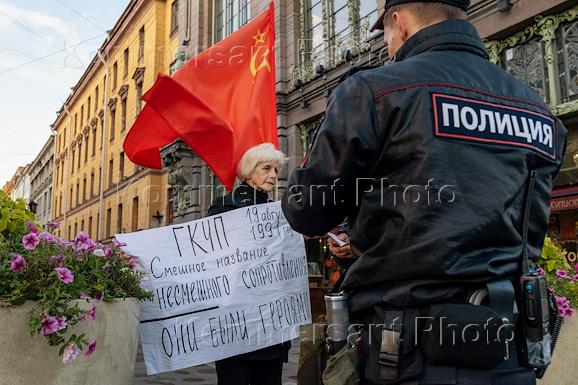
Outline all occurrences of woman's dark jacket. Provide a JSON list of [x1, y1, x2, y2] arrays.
[[208, 183, 290, 362]]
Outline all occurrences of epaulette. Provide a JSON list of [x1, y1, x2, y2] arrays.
[[338, 65, 381, 83]]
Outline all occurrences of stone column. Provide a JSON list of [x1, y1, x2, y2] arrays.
[[160, 140, 202, 223]]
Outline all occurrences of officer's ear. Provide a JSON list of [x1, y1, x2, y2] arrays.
[[390, 10, 411, 42]]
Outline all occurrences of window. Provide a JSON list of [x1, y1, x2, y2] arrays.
[[81, 220, 84, 233], [171, 1, 179, 34], [77, 142, 82, 169], [95, 86, 99, 111], [71, 149, 75, 175], [75, 182, 79, 206], [123, 48, 129, 79], [132, 196, 139, 231], [88, 216, 93, 237], [84, 136, 89, 162], [59, 195, 62, 216], [502, 42, 548, 102], [139, 26, 145, 60], [106, 208, 111, 238], [558, 21, 578, 103], [136, 81, 143, 114], [92, 127, 97, 156], [213, 0, 251, 43], [83, 178, 86, 202], [81, 105, 84, 127], [90, 173, 94, 197], [109, 158, 114, 187], [117, 203, 123, 233], [119, 152, 125, 180], [113, 62, 118, 91], [74, 113, 78, 135], [88, 97, 91, 119], [110, 106, 116, 141], [121, 97, 127, 132], [74, 222, 78, 237]]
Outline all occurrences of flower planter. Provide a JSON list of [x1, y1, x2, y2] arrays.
[[539, 315, 578, 385], [0, 299, 140, 385]]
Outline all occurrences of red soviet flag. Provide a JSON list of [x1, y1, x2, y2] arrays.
[[123, 3, 277, 190]]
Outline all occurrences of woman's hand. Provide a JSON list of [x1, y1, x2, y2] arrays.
[[327, 233, 352, 259]]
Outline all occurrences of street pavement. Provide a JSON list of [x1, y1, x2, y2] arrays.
[[133, 339, 299, 385]]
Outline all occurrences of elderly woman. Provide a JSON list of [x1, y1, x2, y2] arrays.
[[208, 142, 290, 385]]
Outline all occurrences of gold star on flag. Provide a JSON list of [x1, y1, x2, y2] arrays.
[[253, 29, 266, 45]]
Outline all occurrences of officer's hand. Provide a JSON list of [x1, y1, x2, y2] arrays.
[[328, 233, 352, 259]]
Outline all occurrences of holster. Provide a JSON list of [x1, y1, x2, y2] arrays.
[[358, 307, 424, 385]]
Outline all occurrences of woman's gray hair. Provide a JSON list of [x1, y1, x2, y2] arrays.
[[237, 143, 287, 181]]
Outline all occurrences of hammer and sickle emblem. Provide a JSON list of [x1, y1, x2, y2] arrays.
[[250, 46, 271, 77]]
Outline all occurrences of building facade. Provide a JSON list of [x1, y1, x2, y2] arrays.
[[29, 135, 55, 226], [51, 0, 180, 241], [10, 164, 31, 203], [162, 0, 578, 279]]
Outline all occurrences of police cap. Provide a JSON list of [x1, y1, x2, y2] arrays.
[[370, 0, 470, 32]]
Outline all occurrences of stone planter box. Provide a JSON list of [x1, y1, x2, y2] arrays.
[[0, 299, 140, 385], [539, 315, 578, 385]]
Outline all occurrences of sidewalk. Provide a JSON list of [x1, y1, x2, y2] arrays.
[[133, 340, 299, 385]]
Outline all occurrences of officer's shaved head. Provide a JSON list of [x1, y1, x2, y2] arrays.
[[383, 3, 466, 29], [382, 2, 466, 58]]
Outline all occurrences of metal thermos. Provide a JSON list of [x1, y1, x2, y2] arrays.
[[324, 292, 350, 353]]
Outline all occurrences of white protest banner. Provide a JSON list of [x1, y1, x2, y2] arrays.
[[115, 201, 310, 375]]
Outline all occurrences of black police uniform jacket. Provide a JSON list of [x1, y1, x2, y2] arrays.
[[281, 19, 567, 314], [209, 183, 290, 361]]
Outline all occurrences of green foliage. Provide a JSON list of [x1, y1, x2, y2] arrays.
[[0, 190, 35, 239], [0, 193, 152, 362], [537, 236, 578, 314]]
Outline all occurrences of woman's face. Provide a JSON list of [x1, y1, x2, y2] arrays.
[[247, 161, 279, 192]]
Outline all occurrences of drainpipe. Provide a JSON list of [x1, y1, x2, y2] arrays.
[[49, 126, 57, 224], [96, 47, 109, 241], [62, 105, 73, 237]]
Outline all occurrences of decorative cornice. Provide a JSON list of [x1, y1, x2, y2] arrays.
[[76, 133, 83, 143], [90, 117, 98, 128], [132, 67, 145, 83], [108, 96, 118, 109], [98, 108, 104, 121], [83, 126, 90, 137], [483, 4, 578, 64], [118, 84, 129, 100], [71, 139, 76, 148], [553, 101, 578, 117]]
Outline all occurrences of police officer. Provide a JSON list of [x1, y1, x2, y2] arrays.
[[281, 1, 567, 384]]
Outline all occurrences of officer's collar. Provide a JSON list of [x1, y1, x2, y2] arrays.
[[393, 19, 488, 63]]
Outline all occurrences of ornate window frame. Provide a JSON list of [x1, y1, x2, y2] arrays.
[[485, 5, 578, 117]]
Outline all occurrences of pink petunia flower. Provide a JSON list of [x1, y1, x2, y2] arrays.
[[536, 267, 545, 275], [84, 339, 97, 357], [573, 274, 578, 282], [40, 315, 60, 336], [79, 292, 91, 301], [112, 239, 127, 247], [128, 258, 137, 270], [56, 316, 67, 331], [555, 269, 569, 279], [22, 232, 40, 250], [62, 343, 81, 363], [575, 263, 578, 271], [95, 291, 104, 301], [39, 231, 56, 243], [48, 254, 65, 266], [82, 304, 97, 321], [45, 220, 60, 230], [25, 221, 38, 234], [10, 254, 26, 273], [55, 267, 74, 284]]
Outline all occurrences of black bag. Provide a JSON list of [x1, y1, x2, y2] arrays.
[[418, 303, 511, 369]]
